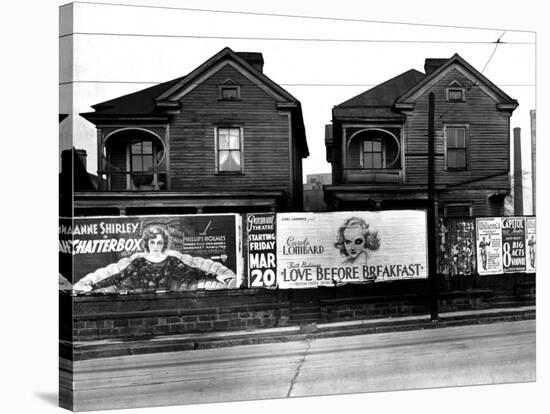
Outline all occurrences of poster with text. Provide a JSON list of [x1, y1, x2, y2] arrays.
[[60, 214, 243, 294], [501, 217, 526, 273], [247, 213, 277, 288], [476, 218, 503, 275], [525, 217, 536, 273], [276, 210, 428, 289]]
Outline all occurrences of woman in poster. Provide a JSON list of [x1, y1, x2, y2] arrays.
[[335, 217, 380, 267], [74, 225, 236, 293]]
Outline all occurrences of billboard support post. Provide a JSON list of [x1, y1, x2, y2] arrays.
[[428, 92, 439, 321]]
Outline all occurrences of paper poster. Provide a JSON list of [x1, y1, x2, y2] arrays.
[[276, 210, 428, 289], [247, 213, 277, 288], [476, 218, 503, 275], [501, 217, 527, 273], [59, 214, 243, 294], [525, 217, 536, 273]]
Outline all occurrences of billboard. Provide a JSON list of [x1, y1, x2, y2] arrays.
[[275, 211, 428, 289], [246, 213, 277, 288], [476, 217, 536, 275], [60, 214, 243, 294]]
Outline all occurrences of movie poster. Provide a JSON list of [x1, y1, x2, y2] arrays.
[[247, 213, 277, 288], [276, 210, 428, 289], [501, 217, 526, 273], [525, 217, 536, 273], [476, 218, 503, 275], [59, 214, 243, 294]]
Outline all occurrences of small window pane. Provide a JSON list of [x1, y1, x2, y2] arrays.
[[448, 150, 457, 168], [456, 128, 466, 147], [363, 140, 373, 151], [229, 135, 240, 149], [372, 139, 381, 151], [449, 89, 464, 101], [131, 142, 142, 154], [372, 153, 382, 168], [447, 129, 457, 147], [219, 150, 241, 171], [219, 128, 229, 139], [221, 87, 238, 99], [132, 155, 143, 171], [142, 141, 152, 154], [218, 134, 230, 149], [142, 156, 153, 171], [455, 149, 466, 168]]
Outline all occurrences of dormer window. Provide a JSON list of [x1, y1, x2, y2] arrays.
[[446, 81, 465, 102], [219, 80, 240, 100]]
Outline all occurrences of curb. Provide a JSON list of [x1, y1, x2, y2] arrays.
[[66, 306, 535, 360]]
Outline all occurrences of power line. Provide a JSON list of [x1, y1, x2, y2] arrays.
[[59, 31, 533, 45], [59, 80, 535, 87], [69, 1, 535, 34], [439, 31, 508, 120]]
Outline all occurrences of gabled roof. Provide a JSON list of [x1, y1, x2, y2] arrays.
[[333, 53, 518, 121], [80, 47, 308, 156], [333, 69, 425, 119], [155, 47, 298, 104], [85, 75, 187, 116], [82, 47, 299, 119], [396, 53, 518, 108]]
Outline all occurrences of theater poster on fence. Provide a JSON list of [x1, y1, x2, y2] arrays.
[[59, 214, 243, 294], [476, 217, 536, 275], [276, 210, 428, 289]]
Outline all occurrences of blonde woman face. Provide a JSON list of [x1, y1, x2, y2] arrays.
[[343, 225, 365, 259]]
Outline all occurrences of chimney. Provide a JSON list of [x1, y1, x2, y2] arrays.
[[513, 127, 523, 215], [236, 52, 264, 73], [424, 58, 448, 75]]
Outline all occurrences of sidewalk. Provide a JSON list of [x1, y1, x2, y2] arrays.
[[66, 305, 535, 360]]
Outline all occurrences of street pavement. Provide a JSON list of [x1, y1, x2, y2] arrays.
[[66, 319, 535, 411]]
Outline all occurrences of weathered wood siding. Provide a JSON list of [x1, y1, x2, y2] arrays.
[[169, 64, 292, 193], [404, 68, 510, 191]]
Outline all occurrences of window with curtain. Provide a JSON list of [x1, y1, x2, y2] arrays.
[[217, 127, 242, 172]]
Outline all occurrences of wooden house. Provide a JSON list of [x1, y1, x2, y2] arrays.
[[76, 47, 308, 216], [324, 54, 518, 217]]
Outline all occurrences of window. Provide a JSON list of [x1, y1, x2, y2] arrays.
[[217, 127, 242, 172], [446, 126, 467, 170], [444, 203, 472, 217], [131, 141, 154, 174], [103, 131, 166, 191], [446, 81, 465, 102], [362, 138, 384, 169], [220, 86, 239, 100], [219, 80, 240, 100], [448, 88, 464, 101]]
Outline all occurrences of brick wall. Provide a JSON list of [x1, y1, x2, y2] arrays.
[[71, 289, 290, 341]]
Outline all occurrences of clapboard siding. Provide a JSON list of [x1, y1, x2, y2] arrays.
[[405, 68, 510, 190], [329, 62, 514, 216], [169, 64, 291, 191]]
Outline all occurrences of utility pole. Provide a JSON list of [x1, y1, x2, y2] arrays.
[[428, 92, 439, 321]]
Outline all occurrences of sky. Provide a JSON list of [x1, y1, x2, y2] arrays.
[[59, 0, 536, 214]]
